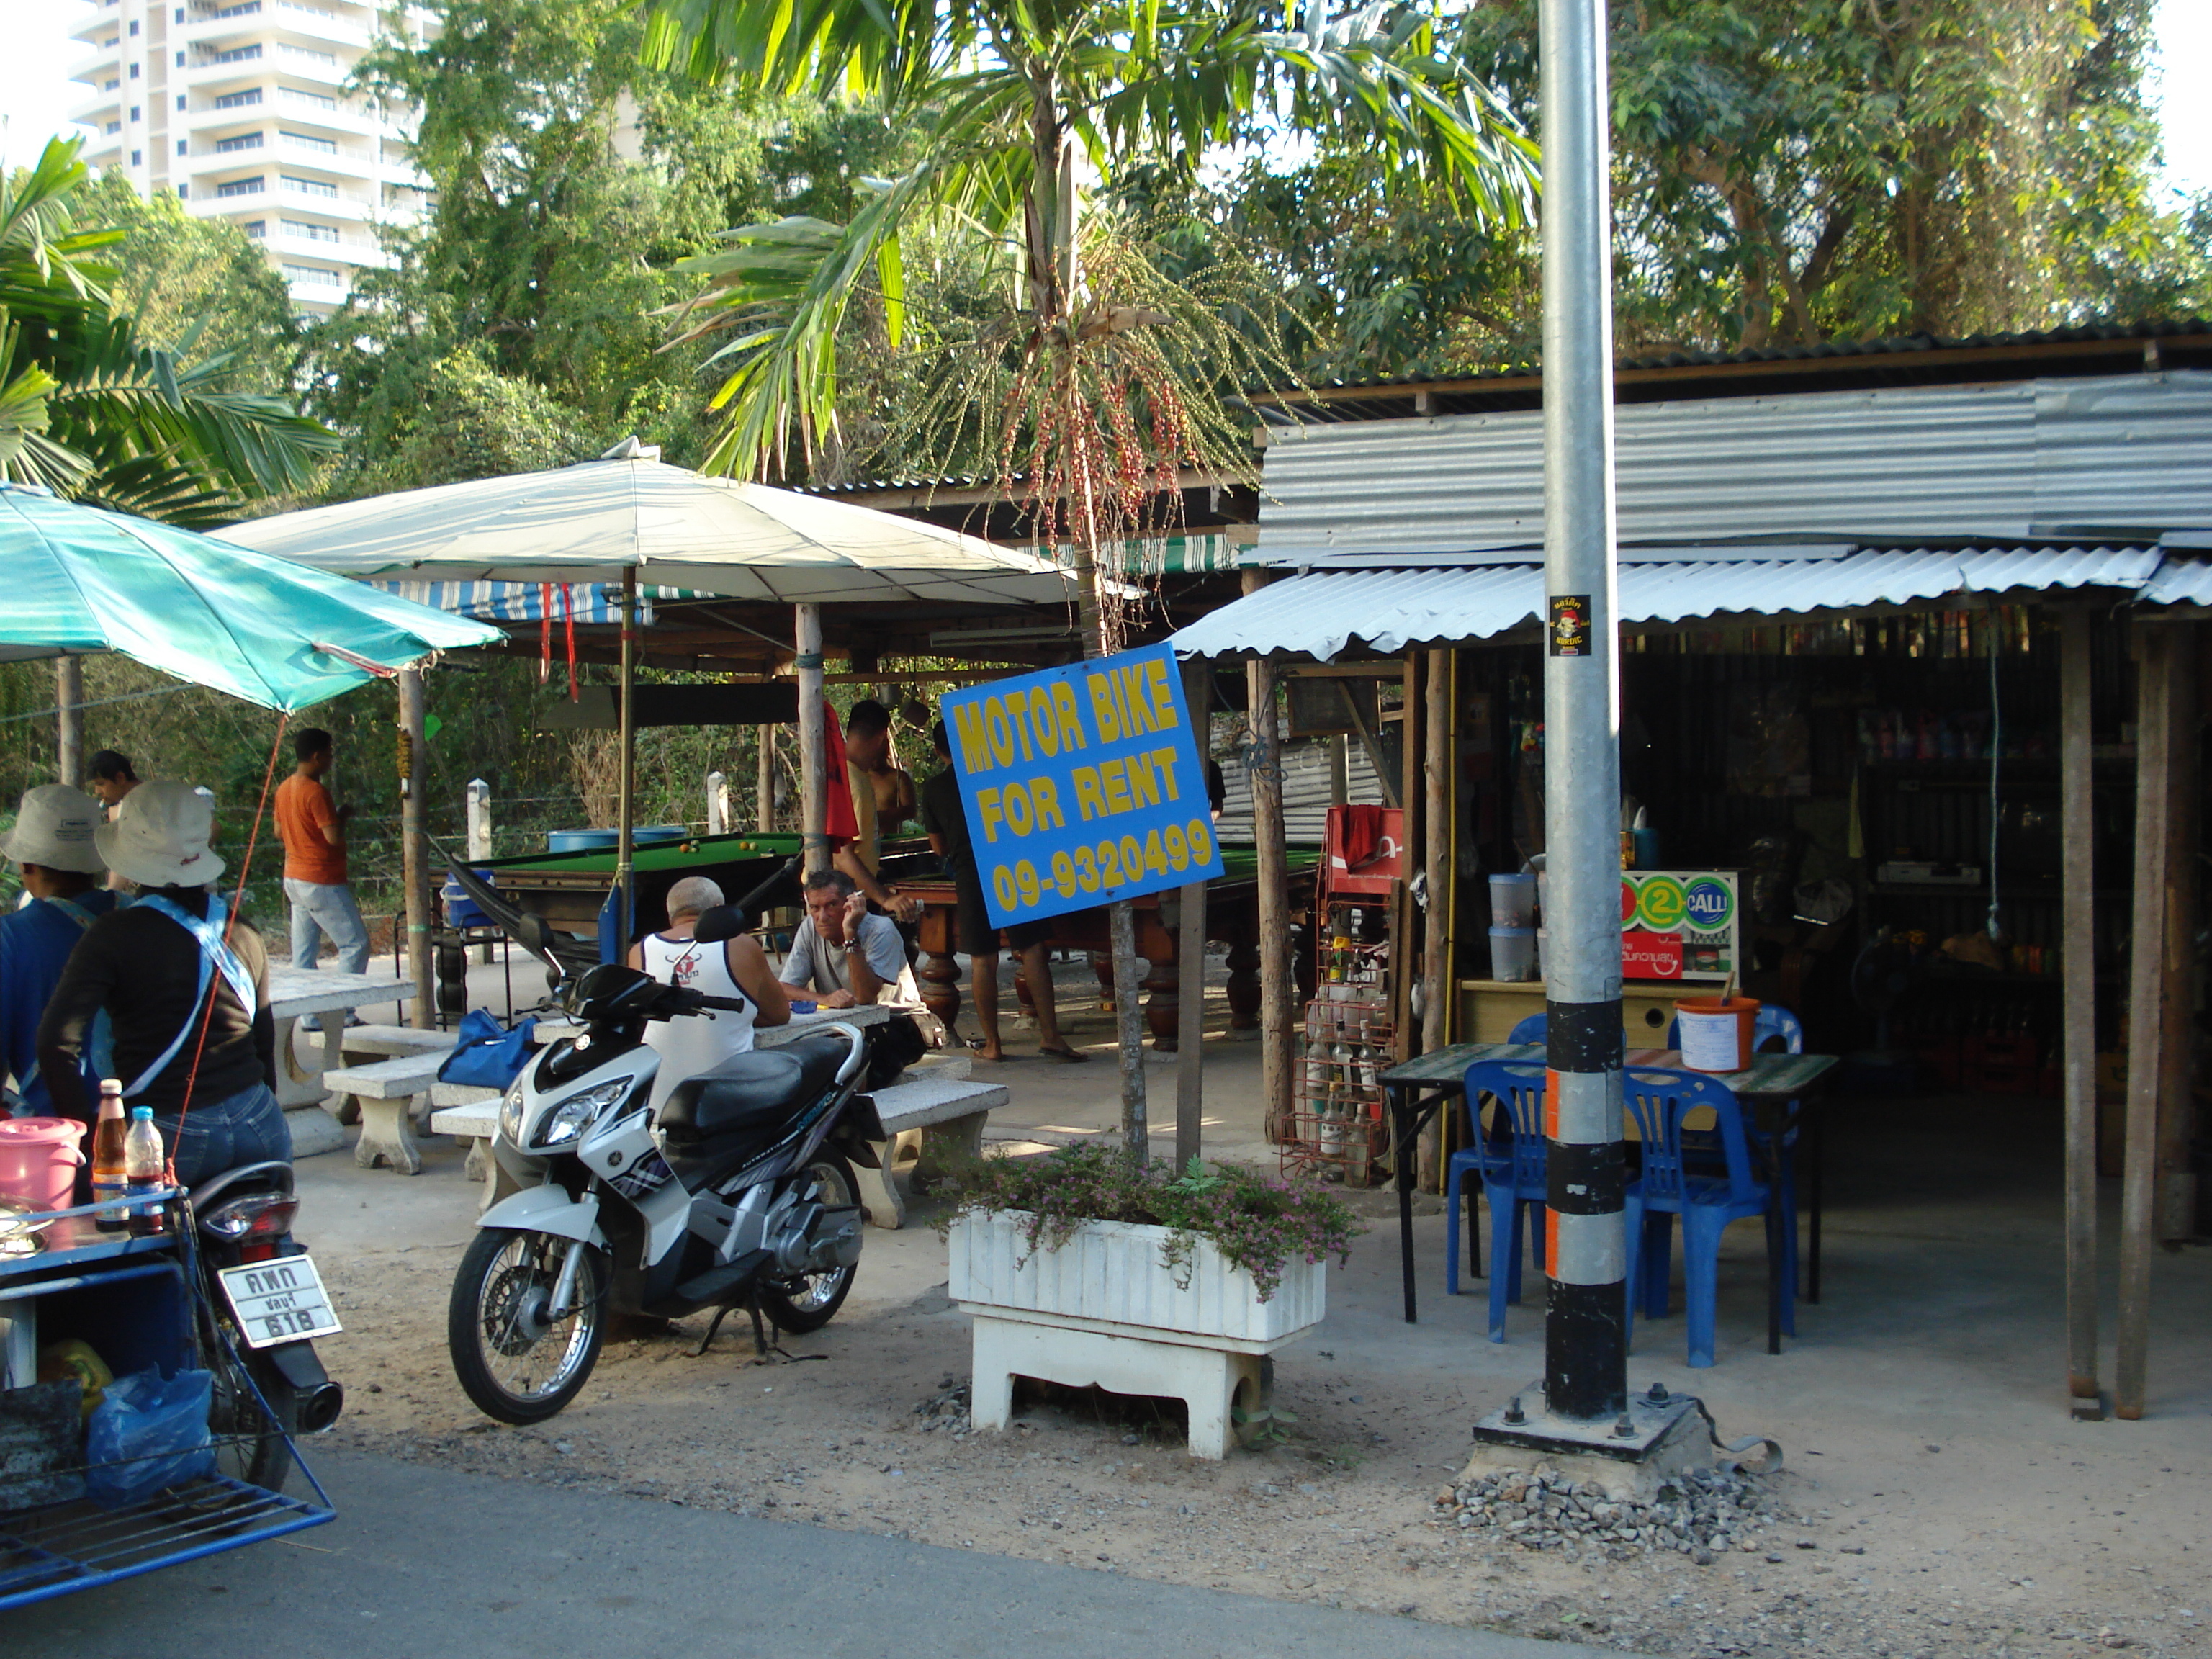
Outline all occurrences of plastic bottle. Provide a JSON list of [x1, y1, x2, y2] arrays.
[[124, 1106, 166, 1238], [91, 1080, 130, 1231]]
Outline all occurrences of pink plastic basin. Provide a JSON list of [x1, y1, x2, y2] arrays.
[[0, 1117, 88, 1214]]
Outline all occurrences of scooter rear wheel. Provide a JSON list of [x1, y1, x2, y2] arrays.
[[757, 1151, 860, 1334], [449, 1228, 607, 1424]]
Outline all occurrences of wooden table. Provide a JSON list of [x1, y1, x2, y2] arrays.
[[1378, 1043, 1839, 1339], [266, 966, 415, 1110]]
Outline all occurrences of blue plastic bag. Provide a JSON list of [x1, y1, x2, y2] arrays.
[[437, 1009, 538, 1088], [85, 1368, 215, 1509]]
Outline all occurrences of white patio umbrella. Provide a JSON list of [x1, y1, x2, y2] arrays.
[[218, 442, 1084, 945]]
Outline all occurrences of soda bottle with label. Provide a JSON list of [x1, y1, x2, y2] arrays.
[[91, 1079, 130, 1231], [124, 1106, 166, 1238]]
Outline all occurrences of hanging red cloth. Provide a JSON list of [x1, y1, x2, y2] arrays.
[[820, 699, 859, 848]]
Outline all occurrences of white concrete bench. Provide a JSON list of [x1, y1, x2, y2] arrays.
[[426, 1066, 1004, 1228], [856, 1074, 1007, 1230], [428, 1084, 503, 1205], [341, 1024, 459, 1059], [320, 1051, 451, 1176]]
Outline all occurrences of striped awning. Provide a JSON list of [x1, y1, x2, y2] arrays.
[[366, 580, 693, 626]]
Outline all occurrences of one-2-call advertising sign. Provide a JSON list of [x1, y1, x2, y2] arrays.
[[941, 644, 1223, 927], [1619, 869, 1739, 981]]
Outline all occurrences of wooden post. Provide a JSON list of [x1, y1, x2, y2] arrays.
[[2058, 610, 2101, 1411], [1246, 575, 1293, 1143], [1328, 733, 1349, 807], [1421, 647, 1452, 1188], [1177, 655, 1209, 1169], [796, 604, 827, 875], [398, 667, 433, 1030], [757, 724, 776, 831], [2118, 624, 2175, 1419], [2157, 624, 2200, 1243], [55, 658, 84, 788], [614, 567, 639, 955]]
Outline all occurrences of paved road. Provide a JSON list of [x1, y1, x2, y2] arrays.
[[11, 1450, 1627, 1658]]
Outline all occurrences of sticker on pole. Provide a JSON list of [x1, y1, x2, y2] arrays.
[[940, 644, 1223, 927], [1548, 595, 1592, 656]]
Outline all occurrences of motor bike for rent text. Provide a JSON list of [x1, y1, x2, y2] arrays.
[[446, 960, 882, 1425]]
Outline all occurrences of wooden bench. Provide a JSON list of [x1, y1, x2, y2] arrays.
[[425, 1066, 1004, 1227], [320, 1051, 451, 1176]]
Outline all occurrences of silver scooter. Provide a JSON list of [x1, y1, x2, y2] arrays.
[[446, 951, 883, 1424]]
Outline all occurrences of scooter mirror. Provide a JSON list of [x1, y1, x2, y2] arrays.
[[692, 904, 745, 944]]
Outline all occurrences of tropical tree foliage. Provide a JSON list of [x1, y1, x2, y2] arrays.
[[305, 0, 916, 495], [1459, 0, 2211, 351], [0, 138, 338, 526], [642, 0, 1537, 499]]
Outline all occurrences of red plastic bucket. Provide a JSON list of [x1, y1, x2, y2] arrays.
[[1675, 997, 1761, 1074], [0, 1117, 88, 1214]]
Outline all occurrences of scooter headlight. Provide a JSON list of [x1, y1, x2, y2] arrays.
[[531, 1077, 635, 1149], [498, 1082, 527, 1146]]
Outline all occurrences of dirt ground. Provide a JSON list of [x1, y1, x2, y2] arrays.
[[299, 1131, 2211, 1659]]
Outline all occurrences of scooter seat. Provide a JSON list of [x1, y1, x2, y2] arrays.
[[657, 1031, 850, 1138]]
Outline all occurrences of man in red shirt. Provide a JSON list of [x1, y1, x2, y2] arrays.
[[274, 729, 369, 1006]]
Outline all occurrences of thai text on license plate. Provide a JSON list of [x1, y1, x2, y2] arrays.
[[217, 1256, 343, 1347]]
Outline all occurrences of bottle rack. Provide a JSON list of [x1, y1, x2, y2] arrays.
[[1282, 902, 1394, 1187]]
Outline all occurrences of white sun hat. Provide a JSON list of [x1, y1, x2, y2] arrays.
[[95, 778, 225, 889], [3, 784, 109, 874]]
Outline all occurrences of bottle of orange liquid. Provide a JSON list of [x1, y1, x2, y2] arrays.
[[91, 1079, 129, 1232]]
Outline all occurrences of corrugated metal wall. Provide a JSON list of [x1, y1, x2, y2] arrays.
[[1259, 372, 2212, 554], [1214, 727, 1388, 842]]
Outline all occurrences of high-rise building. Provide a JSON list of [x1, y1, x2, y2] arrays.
[[66, 0, 438, 318]]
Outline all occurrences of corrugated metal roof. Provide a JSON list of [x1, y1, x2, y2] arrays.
[[1166, 546, 2161, 660], [1259, 318, 2212, 400], [1256, 374, 2212, 554], [2136, 557, 2212, 606]]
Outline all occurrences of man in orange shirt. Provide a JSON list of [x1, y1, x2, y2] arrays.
[[274, 729, 369, 1004]]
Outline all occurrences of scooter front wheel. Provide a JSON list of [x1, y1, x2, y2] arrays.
[[449, 1228, 608, 1424]]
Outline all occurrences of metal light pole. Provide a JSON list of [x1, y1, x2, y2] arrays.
[[1536, 0, 1629, 1429]]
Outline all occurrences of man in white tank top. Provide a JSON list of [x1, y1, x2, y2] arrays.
[[627, 876, 791, 1112]]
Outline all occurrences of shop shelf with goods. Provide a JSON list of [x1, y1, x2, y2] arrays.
[[1282, 901, 1395, 1186]]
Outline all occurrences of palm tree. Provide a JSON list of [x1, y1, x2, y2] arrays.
[[1, 136, 339, 528], [644, 0, 1538, 1154]]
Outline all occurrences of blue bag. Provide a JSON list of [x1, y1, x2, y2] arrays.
[[85, 1368, 215, 1509], [437, 1009, 538, 1089]]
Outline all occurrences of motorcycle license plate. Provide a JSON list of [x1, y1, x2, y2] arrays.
[[217, 1256, 343, 1347]]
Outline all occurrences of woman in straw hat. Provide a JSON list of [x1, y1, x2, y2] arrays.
[[0, 784, 120, 1116], [36, 781, 286, 1184]]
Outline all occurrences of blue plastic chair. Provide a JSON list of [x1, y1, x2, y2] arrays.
[[1445, 1062, 1548, 1339], [1506, 1012, 1548, 1045], [1622, 1066, 1791, 1367], [1665, 1004, 1804, 1294]]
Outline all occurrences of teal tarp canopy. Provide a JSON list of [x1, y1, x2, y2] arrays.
[[0, 484, 502, 710]]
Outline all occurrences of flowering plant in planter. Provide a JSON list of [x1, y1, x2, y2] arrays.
[[938, 1144, 1364, 1303]]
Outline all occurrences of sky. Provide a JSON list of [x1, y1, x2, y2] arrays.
[[1, 1, 2208, 219]]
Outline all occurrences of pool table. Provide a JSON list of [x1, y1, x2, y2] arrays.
[[467, 830, 940, 942], [902, 843, 1321, 1053]]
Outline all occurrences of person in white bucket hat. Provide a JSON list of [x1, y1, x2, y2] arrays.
[[0, 785, 120, 1117], [36, 780, 285, 1184]]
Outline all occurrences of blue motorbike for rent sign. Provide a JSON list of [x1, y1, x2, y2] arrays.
[[940, 643, 1223, 927]]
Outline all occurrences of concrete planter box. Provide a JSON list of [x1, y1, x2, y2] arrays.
[[948, 1210, 1326, 1458]]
